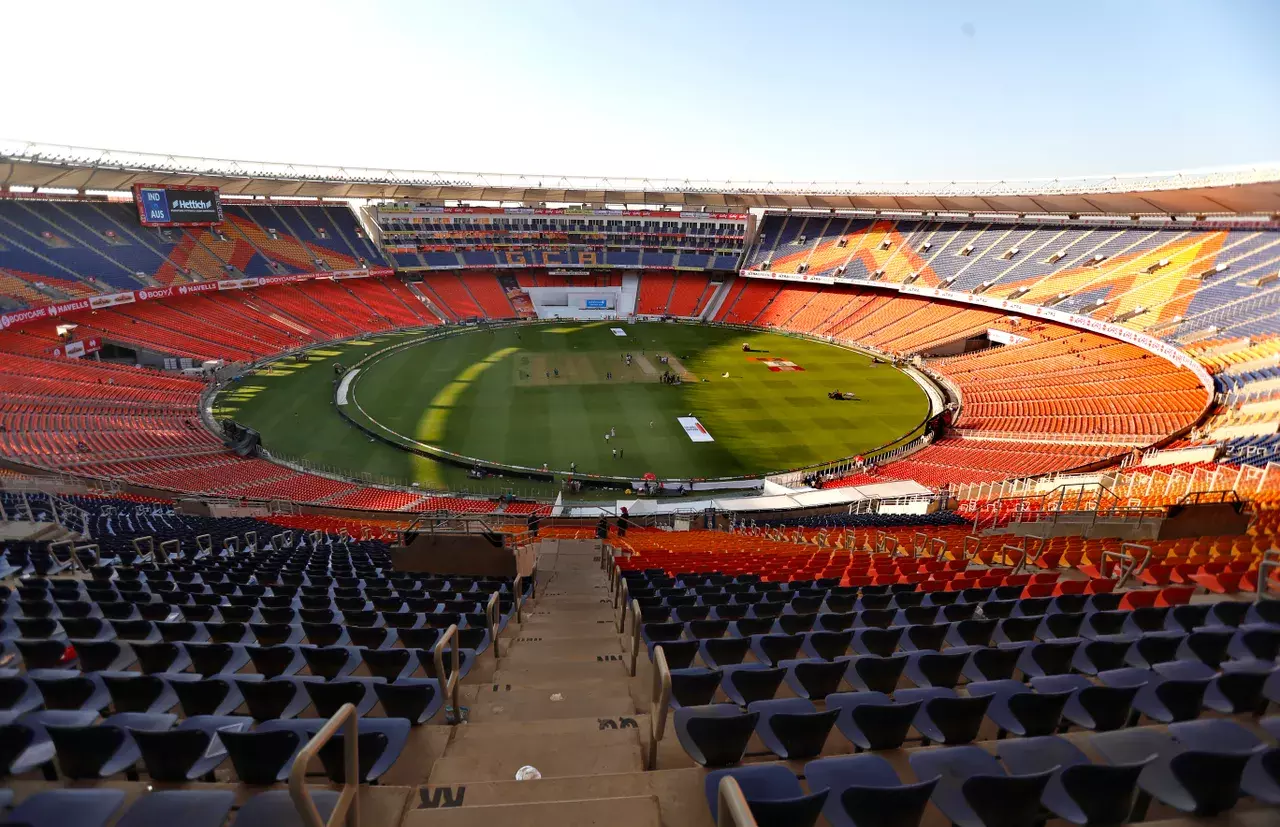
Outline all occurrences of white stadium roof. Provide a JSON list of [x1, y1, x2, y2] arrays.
[[2, 139, 1279, 216]]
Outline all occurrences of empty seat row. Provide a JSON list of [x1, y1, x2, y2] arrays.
[[704, 717, 1280, 827], [641, 619, 1273, 677], [5, 607, 503, 640], [0, 709, 410, 784], [2, 668, 446, 724], [0, 789, 340, 827], [4, 635, 478, 690], [675, 660, 1280, 767], [665, 654, 1277, 748]]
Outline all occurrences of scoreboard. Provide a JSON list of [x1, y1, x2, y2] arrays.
[[133, 184, 223, 227]]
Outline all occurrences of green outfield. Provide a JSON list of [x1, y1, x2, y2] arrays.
[[214, 321, 931, 492]]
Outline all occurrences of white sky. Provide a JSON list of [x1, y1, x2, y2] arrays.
[[3, 0, 1278, 183]]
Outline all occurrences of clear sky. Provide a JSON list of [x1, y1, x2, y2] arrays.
[[4, 0, 1278, 182]]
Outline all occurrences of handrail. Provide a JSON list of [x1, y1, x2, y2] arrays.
[[289, 702, 360, 827], [196, 533, 213, 555], [873, 533, 899, 556], [485, 592, 501, 658], [132, 535, 155, 561], [617, 579, 632, 633], [1000, 544, 1026, 569], [433, 623, 462, 718], [1096, 543, 1151, 588], [158, 539, 178, 564], [1257, 549, 1280, 601], [963, 535, 982, 562], [717, 776, 758, 827], [49, 540, 78, 571], [614, 565, 626, 608], [513, 574, 524, 624], [929, 537, 948, 560], [1097, 550, 1132, 585], [629, 598, 644, 677], [1011, 535, 1046, 575], [72, 543, 99, 572], [245, 530, 257, 550], [646, 645, 672, 770], [1120, 542, 1152, 585], [1177, 489, 1241, 505]]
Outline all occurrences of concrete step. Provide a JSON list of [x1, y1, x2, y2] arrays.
[[0, 522, 48, 542], [519, 622, 619, 637], [500, 645, 625, 665], [522, 601, 611, 614], [26, 524, 73, 543], [442, 724, 636, 757], [532, 597, 614, 610], [505, 630, 621, 647], [461, 683, 637, 722], [536, 539, 605, 557], [521, 610, 616, 627], [411, 768, 708, 823], [487, 671, 632, 691], [492, 659, 628, 684], [430, 728, 642, 782], [445, 715, 649, 744], [404, 795, 662, 827], [366, 724, 453, 788]]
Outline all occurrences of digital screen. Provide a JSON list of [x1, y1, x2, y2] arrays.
[[133, 184, 223, 227], [585, 298, 609, 308]]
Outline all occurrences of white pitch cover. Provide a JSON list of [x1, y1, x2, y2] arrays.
[[611, 328, 627, 336], [677, 416, 715, 443], [335, 369, 360, 406]]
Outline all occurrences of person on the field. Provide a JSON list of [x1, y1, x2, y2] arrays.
[[619, 449, 624, 459], [612, 448, 617, 459], [610, 427, 616, 437]]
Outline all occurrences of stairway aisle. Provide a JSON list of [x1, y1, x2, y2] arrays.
[[406, 538, 671, 827]]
